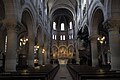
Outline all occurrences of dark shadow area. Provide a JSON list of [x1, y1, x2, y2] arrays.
[[0, 64, 60, 80], [67, 64, 120, 80]]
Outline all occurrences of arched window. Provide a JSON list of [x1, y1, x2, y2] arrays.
[[5, 36, 7, 52], [52, 34, 57, 40], [53, 22, 56, 30], [69, 22, 72, 29], [52, 35, 54, 39], [60, 35, 62, 40], [55, 35, 56, 40], [60, 35, 66, 40], [71, 34, 73, 39], [69, 35, 71, 39], [63, 35, 65, 40], [69, 34, 73, 39], [61, 23, 65, 31]]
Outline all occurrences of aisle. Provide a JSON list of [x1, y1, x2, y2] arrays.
[[54, 64, 73, 80]]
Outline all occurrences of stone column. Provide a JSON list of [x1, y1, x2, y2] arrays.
[[5, 23, 17, 72], [37, 33, 43, 65], [38, 48, 43, 65], [90, 34, 99, 67], [44, 42, 49, 64], [108, 22, 120, 70], [44, 50, 47, 64], [75, 38, 81, 64], [0, 23, 6, 68], [76, 50, 80, 64], [0, 24, 6, 52], [27, 37, 34, 67], [38, 46, 45, 65], [77, 38, 85, 64], [42, 50, 45, 65], [46, 44, 50, 64]]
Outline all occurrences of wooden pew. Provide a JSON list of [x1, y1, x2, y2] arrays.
[[67, 64, 120, 80], [78, 71, 120, 80], [0, 64, 60, 80]]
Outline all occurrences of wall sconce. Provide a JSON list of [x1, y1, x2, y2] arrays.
[[34, 45, 39, 54], [34, 45, 40, 51], [97, 36, 105, 44], [20, 37, 28, 46], [42, 48, 45, 54], [34, 59, 38, 64]]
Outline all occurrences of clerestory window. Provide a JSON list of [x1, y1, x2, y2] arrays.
[[61, 23, 65, 31], [53, 22, 56, 30], [69, 22, 72, 29]]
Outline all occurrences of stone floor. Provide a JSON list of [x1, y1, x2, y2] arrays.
[[54, 64, 73, 80]]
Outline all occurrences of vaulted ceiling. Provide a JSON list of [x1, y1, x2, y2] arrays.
[[46, 0, 78, 24], [46, 0, 77, 14]]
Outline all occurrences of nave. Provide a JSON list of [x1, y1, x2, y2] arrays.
[[1, 0, 120, 79], [54, 64, 73, 80]]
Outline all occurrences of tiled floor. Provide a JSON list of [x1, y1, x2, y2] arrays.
[[54, 64, 73, 80]]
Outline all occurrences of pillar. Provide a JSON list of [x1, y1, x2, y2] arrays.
[[77, 39, 85, 64], [5, 23, 17, 72], [44, 49, 47, 64], [27, 37, 34, 67], [0, 23, 6, 67], [38, 48, 43, 65], [42, 50, 45, 65], [46, 44, 50, 64], [0, 25, 6, 52], [76, 50, 80, 64], [90, 34, 99, 67], [75, 38, 80, 64], [37, 33, 43, 65], [44, 42, 49, 64], [108, 22, 120, 70]]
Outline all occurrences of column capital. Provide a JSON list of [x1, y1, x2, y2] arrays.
[[2, 20, 18, 31], [28, 36, 35, 46], [89, 34, 99, 42], [103, 20, 120, 31]]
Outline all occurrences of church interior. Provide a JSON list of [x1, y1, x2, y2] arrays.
[[0, 0, 120, 80]]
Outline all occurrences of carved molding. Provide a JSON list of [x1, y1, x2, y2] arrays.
[[2, 20, 23, 33]]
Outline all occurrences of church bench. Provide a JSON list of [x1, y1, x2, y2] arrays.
[[67, 64, 120, 80], [0, 64, 59, 80]]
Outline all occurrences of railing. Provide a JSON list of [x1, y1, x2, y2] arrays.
[[67, 64, 120, 80], [0, 64, 60, 80]]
